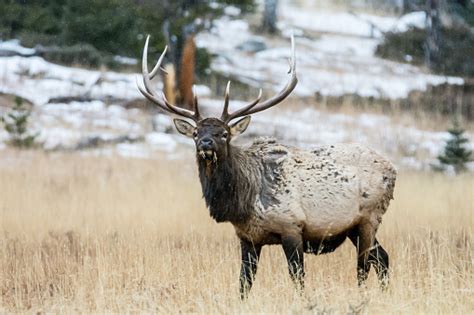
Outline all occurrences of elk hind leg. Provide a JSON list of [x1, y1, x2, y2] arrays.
[[368, 239, 389, 289]]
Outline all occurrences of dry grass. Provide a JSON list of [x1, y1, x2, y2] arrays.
[[0, 150, 473, 313]]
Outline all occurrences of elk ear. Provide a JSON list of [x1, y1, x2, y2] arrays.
[[230, 116, 251, 137], [173, 119, 195, 138]]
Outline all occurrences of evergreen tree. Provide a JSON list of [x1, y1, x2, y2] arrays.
[[437, 120, 472, 174], [1, 97, 39, 148]]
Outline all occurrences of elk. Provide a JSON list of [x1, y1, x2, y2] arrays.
[[138, 35, 397, 298]]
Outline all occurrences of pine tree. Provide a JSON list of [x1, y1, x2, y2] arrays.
[[1, 97, 38, 148], [437, 120, 472, 174]]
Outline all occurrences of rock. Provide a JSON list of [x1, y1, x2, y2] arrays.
[[236, 39, 267, 53]]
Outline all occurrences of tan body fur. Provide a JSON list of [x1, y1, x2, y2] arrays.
[[233, 138, 396, 246]]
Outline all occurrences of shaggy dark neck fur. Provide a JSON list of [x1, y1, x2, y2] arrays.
[[197, 144, 261, 224]]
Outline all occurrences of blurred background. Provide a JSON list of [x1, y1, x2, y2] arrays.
[[0, 0, 473, 172], [0, 2, 473, 312]]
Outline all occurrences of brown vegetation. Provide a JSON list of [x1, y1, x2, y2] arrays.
[[0, 151, 472, 313]]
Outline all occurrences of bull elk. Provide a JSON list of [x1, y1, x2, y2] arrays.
[[138, 35, 397, 298]]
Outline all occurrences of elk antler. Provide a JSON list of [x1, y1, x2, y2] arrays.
[[220, 35, 298, 123], [137, 35, 202, 122]]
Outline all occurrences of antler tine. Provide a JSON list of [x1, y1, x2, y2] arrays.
[[139, 35, 201, 122], [220, 81, 231, 121], [223, 35, 298, 122], [224, 89, 262, 123], [141, 35, 157, 96], [149, 45, 168, 79], [192, 85, 202, 121], [137, 78, 174, 115], [161, 92, 198, 120]]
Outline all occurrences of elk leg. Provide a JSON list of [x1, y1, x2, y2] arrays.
[[282, 235, 304, 290], [348, 223, 375, 287], [239, 239, 262, 299], [368, 239, 389, 290]]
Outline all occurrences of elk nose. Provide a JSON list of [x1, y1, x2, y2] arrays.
[[199, 138, 214, 148]]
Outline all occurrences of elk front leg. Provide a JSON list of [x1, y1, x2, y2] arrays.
[[239, 239, 262, 299], [349, 223, 376, 287], [282, 235, 304, 290]]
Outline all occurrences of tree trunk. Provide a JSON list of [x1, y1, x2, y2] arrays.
[[424, 0, 441, 69], [162, 63, 177, 105], [179, 36, 196, 110], [262, 0, 278, 34], [161, 19, 195, 110]]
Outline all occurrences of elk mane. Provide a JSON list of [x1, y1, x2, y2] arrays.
[[197, 141, 285, 223]]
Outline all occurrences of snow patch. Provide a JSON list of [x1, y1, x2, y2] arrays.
[[196, 12, 463, 100], [145, 132, 177, 151], [224, 5, 241, 16], [393, 11, 426, 33], [113, 55, 138, 65], [0, 56, 142, 106], [0, 39, 36, 56]]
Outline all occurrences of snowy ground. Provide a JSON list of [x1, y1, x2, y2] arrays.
[[0, 53, 210, 106], [0, 94, 471, 171], [196, 1, 463, 99], [0, 3, 472, 172]]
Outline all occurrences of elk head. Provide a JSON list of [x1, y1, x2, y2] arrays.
[[137, 35, 297, 164]]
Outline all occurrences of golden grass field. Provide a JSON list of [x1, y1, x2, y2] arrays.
[[0, 150, 472, 313]]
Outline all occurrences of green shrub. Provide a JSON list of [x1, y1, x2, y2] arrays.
[[376, 26, 474, 77], [376, 27, 426, 65], [17, 31, 59, 48], [196, 47, 212, 78], [436, 119, 472, 174], [0, 0, 254, 72], [62, 0, 141, 57], [41, 44, 102, 68], [1, 97, 39, 148]]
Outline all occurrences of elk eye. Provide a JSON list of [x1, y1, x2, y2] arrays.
[[192, 131, 198, 138], [222, 132, 228, 140]]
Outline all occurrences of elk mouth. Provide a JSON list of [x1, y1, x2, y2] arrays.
[[199, 149, 218, 163]]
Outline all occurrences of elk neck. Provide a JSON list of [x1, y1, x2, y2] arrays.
[[197, 144, 260, 224]]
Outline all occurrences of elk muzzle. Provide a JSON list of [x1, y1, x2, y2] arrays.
[[197, 138, 218, 163]]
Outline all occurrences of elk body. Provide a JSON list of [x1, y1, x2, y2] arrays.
[[138, 36, 397, 298]]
